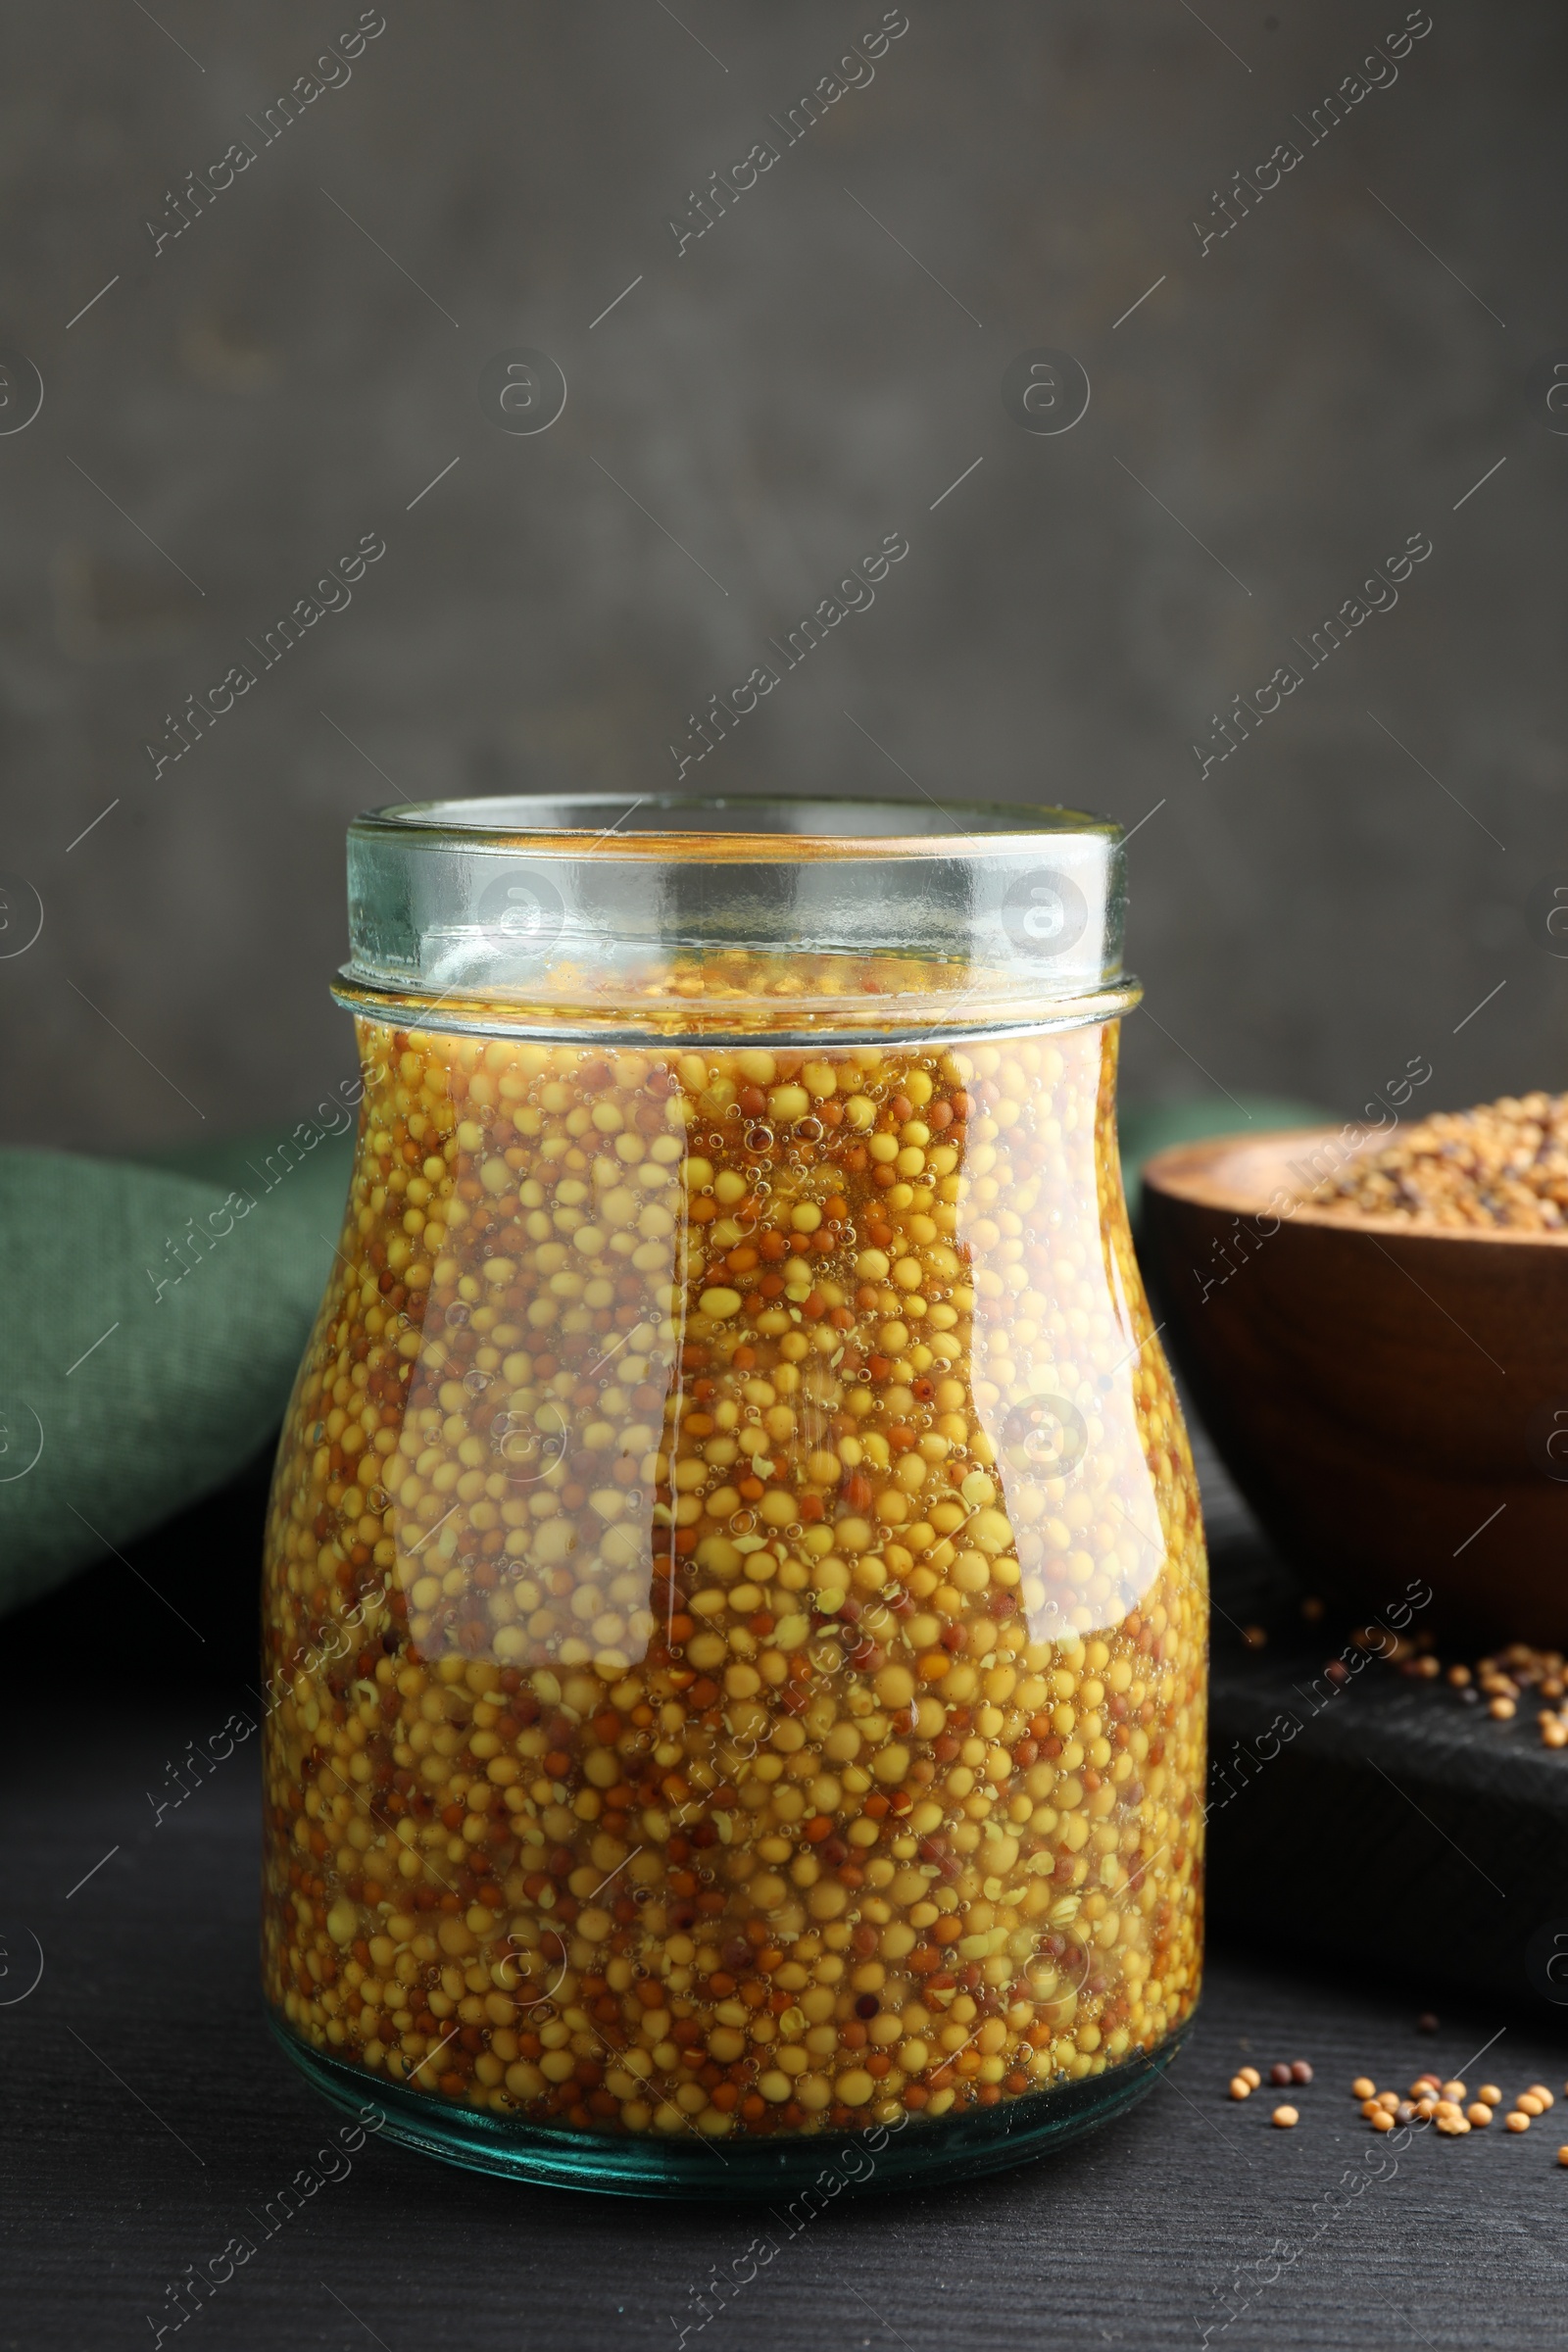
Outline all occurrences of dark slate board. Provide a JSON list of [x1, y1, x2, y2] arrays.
[[1195, 1417, 1568, 2017]]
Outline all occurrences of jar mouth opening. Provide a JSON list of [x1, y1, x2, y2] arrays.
[[352, 792, 1119, 861]]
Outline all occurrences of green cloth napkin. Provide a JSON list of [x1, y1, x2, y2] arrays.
[[0, 1093, 1327, 1622], [0, 1122, 354, 1619], [1117, 1096, 1328, 1218]]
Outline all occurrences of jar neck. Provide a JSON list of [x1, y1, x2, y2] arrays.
[[331, 971, 1143, 1048]]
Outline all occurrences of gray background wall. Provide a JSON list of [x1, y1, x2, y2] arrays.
[[2, 0, 1564, 1152]]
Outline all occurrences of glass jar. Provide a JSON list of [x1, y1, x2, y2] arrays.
[[261, 794, 1206, 2197]]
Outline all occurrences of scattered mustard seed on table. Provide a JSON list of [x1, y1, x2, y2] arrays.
[[1339, 2071, 1568, 2154], [1243, 1612, 1568, 1755]]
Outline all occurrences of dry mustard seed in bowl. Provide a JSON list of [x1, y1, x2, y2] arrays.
[[1309, 1092, 1568, 1231], [260, 795, 1207, 2196], [1143, 1108, 1568, 1645]]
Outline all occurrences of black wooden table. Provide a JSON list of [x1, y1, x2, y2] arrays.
[[6, 1466, 1568, 2352]]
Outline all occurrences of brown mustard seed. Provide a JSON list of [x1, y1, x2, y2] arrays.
[[1272, 2104, 1298, 2128], [1290, 2059, 1313, 2085], [1418, 2012, 1440, 2033], [1269, 2063, 1293, 2088]]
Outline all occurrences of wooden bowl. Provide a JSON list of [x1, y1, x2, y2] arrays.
[[1139, 1126, 1568, 1646]]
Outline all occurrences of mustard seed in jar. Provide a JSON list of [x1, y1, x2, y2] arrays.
[[260, 794, 1207, 2195]]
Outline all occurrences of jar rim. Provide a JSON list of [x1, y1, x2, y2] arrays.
[[350, 791, 1121, 862], [342, 790, 1129, 1035]]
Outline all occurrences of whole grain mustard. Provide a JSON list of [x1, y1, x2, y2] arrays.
[[262, 1011, 1205, 2144]]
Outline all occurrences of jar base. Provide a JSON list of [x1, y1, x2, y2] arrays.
[[269, 2012, 1194, 2201]]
